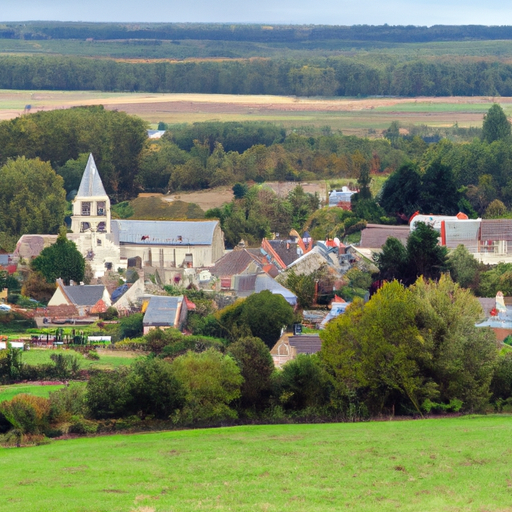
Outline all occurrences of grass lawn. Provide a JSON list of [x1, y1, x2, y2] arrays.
[[1, 416, 511, 511], [22, 349, 139, 370], [0, 384, 65, 402]]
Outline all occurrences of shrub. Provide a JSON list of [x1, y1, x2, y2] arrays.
[[85, 350, 100, 360], [228, 336, 274, 412], [86, 368, 132, 419], [171, 348, 243, 425], [118, 313, 144, 339], [127, 358, 185, 419], [68, 415, 98, 435], [0, 394, 50, 436], [49, 353, 80, 379], [49, 383, 87, 422]]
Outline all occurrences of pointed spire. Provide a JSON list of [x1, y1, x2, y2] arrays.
[[76, 154, 107, 198]]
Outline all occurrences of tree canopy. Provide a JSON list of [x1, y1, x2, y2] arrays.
[[0, 157, 66, 240], [321, 276, 497, 415], [31, 229, 85, 285], [217, 290, 294, 348], [375, 223, 448, 285], [482, 104, 511, 144]]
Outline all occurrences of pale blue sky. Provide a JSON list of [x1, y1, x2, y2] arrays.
[[1, 0, 512, 26]]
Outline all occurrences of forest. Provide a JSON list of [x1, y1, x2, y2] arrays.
[[1, 55, 512, 97], [5, 22, 512, 44]]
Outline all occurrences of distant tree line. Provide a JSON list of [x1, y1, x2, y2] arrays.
[[2, 55, 512, 96], [7, 22, 512, 44]]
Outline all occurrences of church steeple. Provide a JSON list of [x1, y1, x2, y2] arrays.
[[76, 154, 107, 198], [71, 154, 111, 235]]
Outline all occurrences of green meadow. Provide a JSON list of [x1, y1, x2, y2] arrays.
[[22, 349, 139, 370], [1, 416, 511, 512], [0, 384, 65, 402]]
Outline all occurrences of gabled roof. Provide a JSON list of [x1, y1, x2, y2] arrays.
[[76, 154, 107, 198], [288, 334, 322, 354], [211, 249, 261, 277], [266, 240, 302, 267], [62, 285, 106, 306], [111, 220, 220, 246], [359, 224, 410, 249], [143, 295, 182, 326]]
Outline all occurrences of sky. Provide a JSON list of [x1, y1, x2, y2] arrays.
[[1, 0, 512, 26]]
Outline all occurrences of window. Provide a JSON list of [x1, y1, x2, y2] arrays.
[[97, 201, 106, 216], [97, 221, 106, 233], [81, 202, 91, 216], [97, 239, 102, 246], [185, 253, 193, 267], [81, 222, 91, 233]]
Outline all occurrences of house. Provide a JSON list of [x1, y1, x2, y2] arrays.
[[211, 248, 263, 290], [111, 219, 224, 269], [359, 224, 410, 251], [328, 187, 357, 209], [142, 295, 188, 334], [270, 333, 322, 367], [320, 296, 350, 328], [48, 279, 111, 317], [233, 272, 297, 306]]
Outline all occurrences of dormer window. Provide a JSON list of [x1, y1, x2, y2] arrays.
[[81, 202, 91, 216]]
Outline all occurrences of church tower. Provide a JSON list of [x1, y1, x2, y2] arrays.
[[71, 154, 111, 235]]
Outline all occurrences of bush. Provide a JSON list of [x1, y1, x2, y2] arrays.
[[68, 415, 98, 435], [118, 313, 144, 339], [0, 394, 50, 436], [100, 307, 119, 321], [85, 350, 100, 360], [228, 336, 274, 412], [127, 358, 185, 419], [86, 368, 132, 419], [49, 383, 87, 422], [49, 353, 80, 379], [171, 348, 243, 425]]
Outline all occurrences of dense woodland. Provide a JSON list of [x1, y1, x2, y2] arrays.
[[6, 22, 512, 44], [2, 55, 512, 96]]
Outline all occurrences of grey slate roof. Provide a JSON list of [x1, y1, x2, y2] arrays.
[[267, 240, 302, 267], [211, 249, 261, 277], [111, 220, 219, 246], [63, 285, 106, 306], [288, 334, 322, 354], [359, 224, 410, 249], [76, 154, 107, 198], [480, 219, 512, 241], [143, 296, 182, 326]]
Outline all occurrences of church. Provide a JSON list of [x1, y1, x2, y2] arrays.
[[14, 154, 225, 277]]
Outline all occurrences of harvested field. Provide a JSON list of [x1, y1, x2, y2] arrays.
[[0, 90, 509, 135], [164, 181, 328, 210]]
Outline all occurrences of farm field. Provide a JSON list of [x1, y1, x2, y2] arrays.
[[0, 383, 65, 402], [4, 37, 512, 61], [0, 89, 508, 135], [1, 416, 511, 511], [22, 349, 139, 370]]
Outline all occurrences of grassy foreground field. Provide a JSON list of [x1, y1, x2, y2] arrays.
[[1, 416, 511, 511], [0, 384, 65, 402]]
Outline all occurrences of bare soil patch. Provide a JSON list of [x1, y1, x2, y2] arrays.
[[162, 182, 327, 210]]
